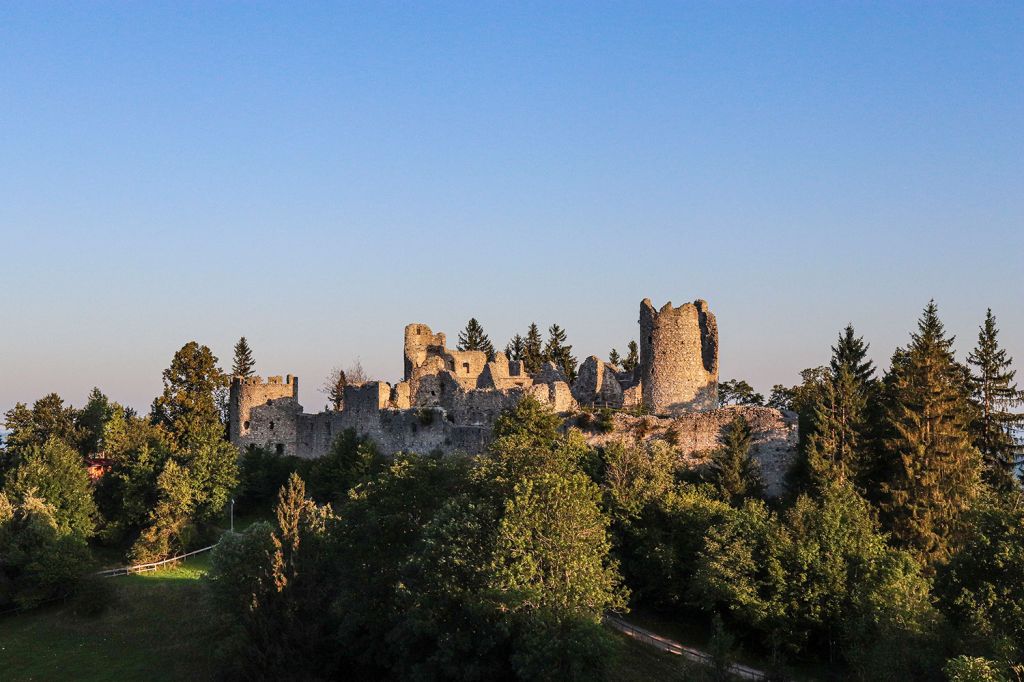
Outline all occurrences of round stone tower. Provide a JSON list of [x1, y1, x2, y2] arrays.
[[639, 298, 719, 415]]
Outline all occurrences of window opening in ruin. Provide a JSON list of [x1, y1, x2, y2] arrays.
[[462, 362, 470, 373], [267, 399, 273, 405], [275, 443, 284, 455], [431, 390, 436, 396], [648, 336, 652, 344], [269, 421, 275, 431], [243, 421, 250, 430]]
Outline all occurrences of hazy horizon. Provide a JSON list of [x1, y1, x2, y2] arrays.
[[3, 3, 1022, 416]]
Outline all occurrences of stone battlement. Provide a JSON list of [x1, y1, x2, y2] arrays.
[[230, 297, 733, 459]]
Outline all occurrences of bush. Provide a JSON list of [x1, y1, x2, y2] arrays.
[[595, 408, 615, 434]]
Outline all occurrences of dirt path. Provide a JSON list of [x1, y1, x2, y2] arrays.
[[607, 615, 769, 680]]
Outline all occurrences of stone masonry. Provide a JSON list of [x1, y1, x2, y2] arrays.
[[228, 297, 796, 493]]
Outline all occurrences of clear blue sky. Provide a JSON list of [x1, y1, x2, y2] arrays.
[[2, 2, 1022, 415]]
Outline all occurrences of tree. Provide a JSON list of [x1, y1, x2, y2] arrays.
[[831, 324, 876, 387], [321, 367, 347, 411], [967, 309, 1023, 491], [232, 336, 255, 377], [345, 358, 369, 386], [767, 384, 796, 410], [0, 491, 92, 609], [151, 341, 228, 451], [76, 387, 114, 455], [706, 416, 764, 505], [880, 301, 982, 565], [3, 437, 97, 539], [2, 393, 84, 460], [523, 323, 544, 374], [131, 460, 196, 562], [608, 348, 622, 369], [718, 380, 765, 406], [457, 318, 496, 361], [622, 341, 639, 373], [506, 334, 526, 363], [543, 324, 578, 381]]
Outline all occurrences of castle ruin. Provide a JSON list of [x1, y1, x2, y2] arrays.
[[227, 298, 795, 494]]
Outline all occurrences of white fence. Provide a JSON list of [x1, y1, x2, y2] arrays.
[[93, 544, 218, 578]]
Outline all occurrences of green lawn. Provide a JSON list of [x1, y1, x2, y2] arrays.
[[0, 554, 221, 681]]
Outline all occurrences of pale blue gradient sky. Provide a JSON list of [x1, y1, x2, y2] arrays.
[[1, 2, 1022, 415]]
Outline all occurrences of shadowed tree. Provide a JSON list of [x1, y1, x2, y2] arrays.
[[505, 334, 526, 363], [706, 415, 764, 504], [523, 323, 544, 374], [622, 341, 639, 373], [608, 348, 622, 369], [321, 368, 347, 411], [544, 324, 578, 381], [718, 380, 765, 406]]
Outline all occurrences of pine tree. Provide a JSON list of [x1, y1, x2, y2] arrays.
[[622, 341, 639, 373], [880, 301, 982, 565], [321, 368, 347, 411], [232, 337, 255, 377], [543, 324, 578, 381], [706, 415, 764, 504], [608, 348, 622, 368], [505, 334, 525, 363], [523, 323, 544, 374], [831, 324, 876, 386], [967, 309, 1024, 491], [457, 318, 496, 361]]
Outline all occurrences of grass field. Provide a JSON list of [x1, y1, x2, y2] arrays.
[[0, 554, 222, 681], [0, 549, 707, 681]]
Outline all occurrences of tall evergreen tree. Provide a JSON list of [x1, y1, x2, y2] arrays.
[[523, 323, 544, 374], [706, 415, 764, 504], [77, 387, 113, 455], [457, 318, 496, 361], [543, 324, 578, 381], [321, 368, 347, 411], [505, 334, 525, 363], [622, 341, 639, 373], [232, 337, 255, 377], [967, 309, 1024, 491], [880, 302, 982, 565], [831, 324, 876, 386], [608, 348, 622, 369]]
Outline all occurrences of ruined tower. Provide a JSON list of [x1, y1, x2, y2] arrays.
[[639, 299, 719, 415], [227, 374, 299, 443], [403, 323, 447, 380]]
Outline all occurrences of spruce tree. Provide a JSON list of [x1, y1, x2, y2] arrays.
[[457, 318, 496, 361], [505, 334, 525, 363], [543, 324, 578, 381], [622, 341, 639, 373], [831, 324, 876, 386], [523, 323, 544, 374], [608, 348, 622, 369], [232, 337, 255, 377], [880, 301, 982, 565], [706, 415, 764, 505], [967, 309, 1024, 491], [321, 368, 347, 411]]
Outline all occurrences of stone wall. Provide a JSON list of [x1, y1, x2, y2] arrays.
[[228, 375, 299, 444], [639, 299, 719, 415]]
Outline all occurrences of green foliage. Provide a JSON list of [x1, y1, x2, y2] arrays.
[[306, 429, 382, 505], [0, 491, 92, 609], [880, 302, 982, 565], [2, 393, 84, 474], [523, 323, 544, 374], [707, 613, 736, 682], [4, 437, 97, 538], [458, 317, 496, 361], [717, 379, 765, 406], [595, 407, 615, 433], [76, 387, 114, 455], [93, 408, 171, 542], [506, 333, 526, 363], [321, 367, 347, 411], [943, 656, 1008, 682], [705, 415, 764, 505], [150, 341, 228, 451], [967, 309, 1024, 491], [939, 498, 1024, 664], [598, 439, 676, 522], [237, 444, 307, 511], [231, 336, 255, 377], [608, 347, 622, 368], [622, 341, 639, 373], [130, 460, 197, 562], [543, 323, 578, 381]]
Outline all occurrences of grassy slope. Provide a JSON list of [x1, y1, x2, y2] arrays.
[[0, 555, 221, 682]]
